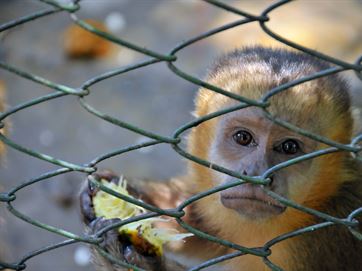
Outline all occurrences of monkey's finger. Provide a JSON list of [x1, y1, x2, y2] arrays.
[[80, 170, 121, 225], [124, 245, 160, 269], [90, 217, 123, 249], [93, 169, 120, 185], [80, 183, 96, 225]]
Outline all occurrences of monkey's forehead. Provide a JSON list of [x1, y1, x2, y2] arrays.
[[196, 76, 351, 141], [208, 60, 342, 101], [201, 69, 344, 115], [195, 48, 352, 141], [209, 47, 331, 79], [206, 47, 349, 106]]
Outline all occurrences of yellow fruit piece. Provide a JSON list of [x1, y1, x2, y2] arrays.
[[93, 178, 192, 256]]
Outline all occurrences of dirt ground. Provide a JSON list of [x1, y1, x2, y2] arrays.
[[0, 1, 361, 270]]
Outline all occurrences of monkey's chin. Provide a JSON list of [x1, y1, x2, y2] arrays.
[[220, 185, 286, 219]]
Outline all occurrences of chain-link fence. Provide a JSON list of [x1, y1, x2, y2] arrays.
[[0, 0, 361, 270]]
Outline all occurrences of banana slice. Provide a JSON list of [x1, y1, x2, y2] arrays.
[[93, 178, 192, 256]]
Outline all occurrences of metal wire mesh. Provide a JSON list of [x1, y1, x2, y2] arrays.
[[0, 0, 361, 270]]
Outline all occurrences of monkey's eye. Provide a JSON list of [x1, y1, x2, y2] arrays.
[[275, 139, 300, 155], [233, 130, 254, 146]]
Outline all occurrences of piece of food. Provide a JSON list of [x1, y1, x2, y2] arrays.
[[93, 178, 192, 256]]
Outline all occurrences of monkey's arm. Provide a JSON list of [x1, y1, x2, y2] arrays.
[[80, 170, 192, 271]]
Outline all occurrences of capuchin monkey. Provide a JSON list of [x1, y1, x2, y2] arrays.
[[80, 47, 362, 271]]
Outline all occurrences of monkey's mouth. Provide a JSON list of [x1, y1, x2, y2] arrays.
[[220, 184, 286, 218]]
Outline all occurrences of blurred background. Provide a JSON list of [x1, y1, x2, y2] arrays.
[[0, 0, 361, 270]]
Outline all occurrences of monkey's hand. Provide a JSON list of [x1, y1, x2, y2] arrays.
[[88, 217, 161, 271], [80, 170, 162, 271]]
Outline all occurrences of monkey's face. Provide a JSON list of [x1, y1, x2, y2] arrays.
[[191, 48, 353, 221], [209, 107, 317, 220]]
